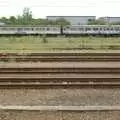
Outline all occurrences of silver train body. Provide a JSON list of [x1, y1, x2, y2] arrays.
[[63, 25, 120, 35], [0, 26, 60, 35], [0, 25, 120, 35]]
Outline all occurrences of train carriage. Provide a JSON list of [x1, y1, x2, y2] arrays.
[[0, 26, 61, 35], [0, 25, 120, 36], [62, 25, 120, 36]]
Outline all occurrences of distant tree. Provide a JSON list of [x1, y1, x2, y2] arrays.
[[0, 8, 71, 26], [88, 19, 106, 25], [8, 16, 17, 24], [22, 7, 32, 25], [16, 15, 23, 25], [0, 17, 8, 24], [55, 18, 70, 26]]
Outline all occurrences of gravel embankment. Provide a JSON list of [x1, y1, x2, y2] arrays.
[[0, 110, 120, 120], [0, 88, 120, 106]]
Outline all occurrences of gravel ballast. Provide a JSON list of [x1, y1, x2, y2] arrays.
[[0, 88, 120, 106], [0, 110, 120, 120]]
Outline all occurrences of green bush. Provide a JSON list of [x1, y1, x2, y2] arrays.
[[42, 34, 48, 43]]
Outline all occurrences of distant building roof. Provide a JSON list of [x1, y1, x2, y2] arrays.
[[47, 16, 96, 17], [47, 16, 96, 25], [99, 17, 120, 23], [100, 16, 120, 18]]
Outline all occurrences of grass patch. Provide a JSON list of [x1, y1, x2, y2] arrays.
[[0, 36, 120, 52]]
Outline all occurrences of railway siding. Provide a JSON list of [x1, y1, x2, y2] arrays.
[[0, 52, 120, 62]]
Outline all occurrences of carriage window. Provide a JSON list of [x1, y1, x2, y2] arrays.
[[85, 28, 91, 31], [47, 28, 50, 30], [103, 28, 107, 31], [9, 28, 15, 30], [53, 28, 57, 31], [110, 28, 113, 30], [78, 28, 84, 31], [24, 28, 30, 30], [115, 27, 120, 31], [1, 28, 8, 30], [40, 28, 45, 30], [39, 28, 42, 30], [36, 28, 39, 30], [93, 28, 98, 31], [17, 28, 24, 31], [66, 27, 70, 29], [70, 28, 74, 30]]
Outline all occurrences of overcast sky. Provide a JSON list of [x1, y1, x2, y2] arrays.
[[0, 0, 120, 18]]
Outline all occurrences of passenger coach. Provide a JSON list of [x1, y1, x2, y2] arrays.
[[0, 26, 61, 35], [63, 25, 120, 36], [0, 25, 120, 36]]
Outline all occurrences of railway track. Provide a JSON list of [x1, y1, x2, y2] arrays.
[[0, 62, 120, 88], [0, 53, 120, 119], [0, 52, 120, 62], [0, 62, 120, 74], [0, 67, 120, 74], [0, 52, 119, 87], [1, 106, 120, 120]]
